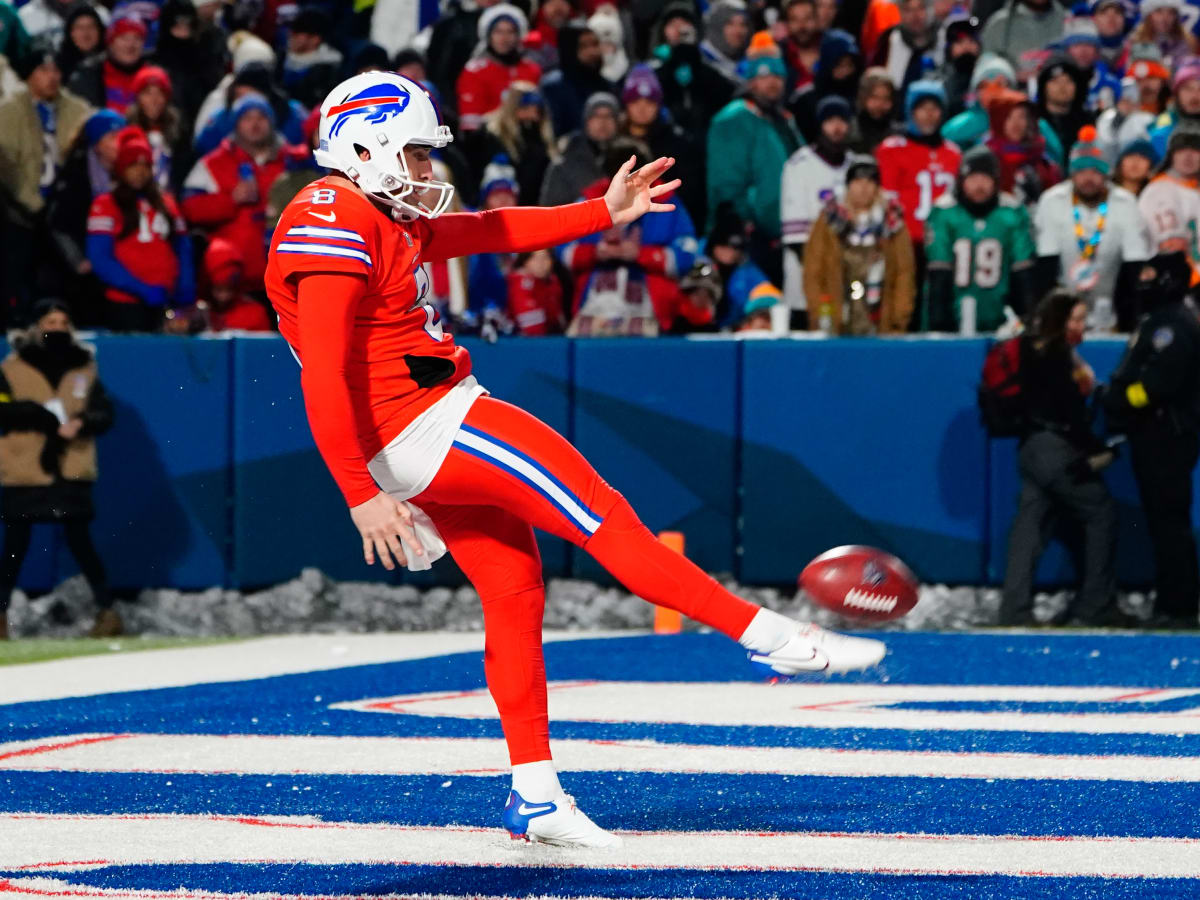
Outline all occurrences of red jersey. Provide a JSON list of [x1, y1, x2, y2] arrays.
[[877, 135, 962, 245], [456, 55, 543, 130], [507, 270, 565, 336], [87, 191, 186, 304], [265, 176, 611, 505]]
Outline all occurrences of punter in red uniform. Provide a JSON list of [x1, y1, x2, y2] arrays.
[[877, 79, 962, 247], [266, 72, 886, 849]]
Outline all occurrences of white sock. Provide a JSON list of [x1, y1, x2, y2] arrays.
[[511, 760, 562, 802], [738, 607, 797, 654]]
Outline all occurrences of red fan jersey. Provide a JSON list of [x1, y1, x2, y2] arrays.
[[265, 176, 612, 504], [87, 191, 186, 304], [877, 135, 962, 245]]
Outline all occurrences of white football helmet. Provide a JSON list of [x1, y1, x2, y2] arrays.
[[313, 72, 455, 220]]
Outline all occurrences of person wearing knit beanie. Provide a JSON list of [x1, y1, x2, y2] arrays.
[[66, 14, 146, 112], [1148, 59, 1200, 160], [621, 64, 663, 106], [1139, 125, 1200, 272], [1090, 0, 1129, 66], [1113, 137, 1158, 195], [1068, 125, 1110, 177], [113, 126, 153, 178]]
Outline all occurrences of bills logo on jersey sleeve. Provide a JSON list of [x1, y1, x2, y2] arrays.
[[326, 84, 412, 139]]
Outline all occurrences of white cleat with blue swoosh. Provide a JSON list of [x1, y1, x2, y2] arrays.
[[503, 789, 622, 847]]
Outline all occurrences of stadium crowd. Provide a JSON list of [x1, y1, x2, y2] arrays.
[[0, 0, 1195, 337]]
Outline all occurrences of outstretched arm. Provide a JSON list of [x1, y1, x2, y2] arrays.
[[422, 157, 681, 262]]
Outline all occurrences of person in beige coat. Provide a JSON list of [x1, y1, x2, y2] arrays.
[[802, 154, 916, 335], [0, 39, 91, 324]]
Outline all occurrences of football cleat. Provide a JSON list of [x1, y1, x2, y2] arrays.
[[502, 790, 622, 848], [748, 622, 886, 678]]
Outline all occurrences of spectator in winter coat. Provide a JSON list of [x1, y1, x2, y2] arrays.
[[648, 7, 737, 142], [980, 0, 1065, 75], [191, 32, 277, 146], [45, 109, 125, 328], [562, 140, 699, 336], [985, 90, 1064, 206], [789, 28, 861, 144], [619, 64, 705, 228], [779, 0, 823, 94], [20, 0, 104, 49], [465, 159, 523, 321], [426, 0, 501, 113], [1121, 0, 1198, 71], [279, 5, 342, 110], [152, 0, 228, 122], [0, 299, 116, 641], [868, 0, 934, 96], [659, 259, 724, 333], [878, 79, 962, 249], [708, 55, 802, 285], [527, 0, 575, 70], [540, 92, 618, 206], [0, 40, 91, 326], [1112, 137, 1158, 196], [508, 249, 567, 336], [803, 154, 916, 334], [704, 205, 783, 329], [87, 126, 194, 331], [195, 238, 273, 332], [541, 25, 615, 138], [847, 66, 895, 153], [1034, 128, 1151, 316], [781, 94, 851, 326], [67, 15, 147, 113], [700, 1, 752, 82], [183, 93, 288, 290], [1149, 61, 1200, 161], [1037, 54, 1096, 170], [589, 5, 630, 84], [1091, 0, 1129, 68], [1096, 77, 1157, 165], [942, 53, 1018, 150], [1056, 16, 1121, 113], [1126, 45, 1172, 119], [936, 12, 980, 119], [457, 4, 542, 132], [464, 81, 558, 208], [193, 60, 308, 157], [55, 4, 103, 83], [125, 65, 190, 193]]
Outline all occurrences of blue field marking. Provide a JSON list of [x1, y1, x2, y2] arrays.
[[2, 771, 1197, 838], [4, 863, 1200, 900]]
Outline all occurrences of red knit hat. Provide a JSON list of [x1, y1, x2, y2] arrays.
[[114, 126, 153, 175], [132, 65, 172, 101], [204, 238, 245, 287], [107, 15, 148, 45]]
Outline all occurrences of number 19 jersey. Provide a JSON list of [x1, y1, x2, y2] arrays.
[[924, 192, 1036, 332], [265, 177, 471, 462]]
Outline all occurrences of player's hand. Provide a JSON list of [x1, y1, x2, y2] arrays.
[[350, 491, 425, 571], [604, 156, 680, 227]]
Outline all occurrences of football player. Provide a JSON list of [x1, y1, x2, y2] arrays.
[[265, 73, 887, 849]]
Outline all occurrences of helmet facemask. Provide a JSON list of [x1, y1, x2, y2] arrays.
[[344, 139, 454, 221]]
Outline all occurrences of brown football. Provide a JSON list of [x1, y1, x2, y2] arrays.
[[799, 545, 919, 622]]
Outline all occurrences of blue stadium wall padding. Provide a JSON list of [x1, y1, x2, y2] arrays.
[[739, 338, 992, 586], [8, 333, 1199, 593], [569, 338, 740, 581], [88, 336, 232, 590]]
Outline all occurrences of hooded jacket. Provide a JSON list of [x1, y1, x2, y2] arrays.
[[541, 25, 615, 137], [1036, 53, 1094, 167], [699, 1, 749, 82], [789, 29, 862, 144], [848, 68, 895, 154], [984, 91, 1063, 203]]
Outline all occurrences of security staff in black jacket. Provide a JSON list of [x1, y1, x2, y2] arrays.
[[1106, 251, 1200, 628]]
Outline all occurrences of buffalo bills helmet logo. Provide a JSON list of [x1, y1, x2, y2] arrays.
[[327, 83, 411, 138]]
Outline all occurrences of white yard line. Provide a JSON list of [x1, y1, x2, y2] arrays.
[[1, 813, 1198, 879], [0, 633, 633, 705], [3, 733, 1199, 783]]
